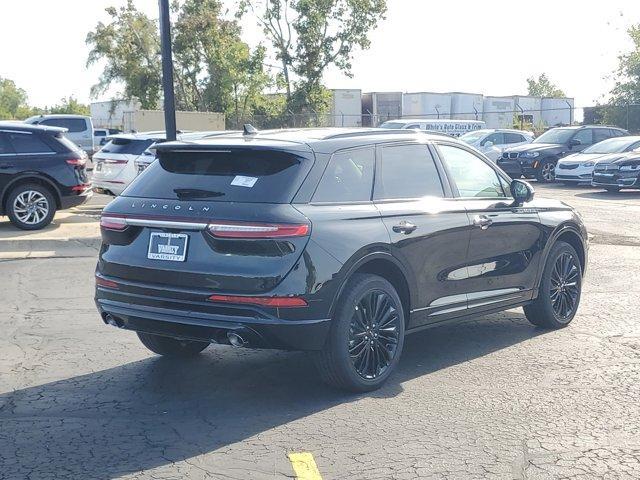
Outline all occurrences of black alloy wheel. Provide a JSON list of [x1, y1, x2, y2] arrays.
[[349, 290, 401, 380], [549, 252, 580, 320], [314, 273, 405, 392]]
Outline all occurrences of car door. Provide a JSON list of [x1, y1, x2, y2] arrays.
[[435, 142, 545, 314], [569, 128, 594, 152], [373, 142, 472, 328], [0, 131, 17, 195]]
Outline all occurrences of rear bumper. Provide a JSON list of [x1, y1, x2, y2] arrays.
[[95, 296, 331, 351], [60, 190, 92, 210]]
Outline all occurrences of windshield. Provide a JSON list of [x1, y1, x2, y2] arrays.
[[379, 122, 405, 129], [459, 130, 490, 143], [533, 128, 576, 144], [583, 137, 640, 154]]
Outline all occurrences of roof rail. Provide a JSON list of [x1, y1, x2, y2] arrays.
[[323, 129, 439, 140]]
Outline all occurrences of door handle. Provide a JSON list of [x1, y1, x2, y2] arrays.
[[473, 215, 493, 230], [392, 221, 417, 235]]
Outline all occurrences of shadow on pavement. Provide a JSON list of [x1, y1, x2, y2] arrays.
[[0, 312, 544, 478], [575, 190, 640, 201]]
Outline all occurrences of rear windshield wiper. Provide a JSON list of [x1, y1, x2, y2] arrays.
[[174, 188, 225, 199]]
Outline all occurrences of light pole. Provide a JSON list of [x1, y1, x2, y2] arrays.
[[158, 0, 176, 141]]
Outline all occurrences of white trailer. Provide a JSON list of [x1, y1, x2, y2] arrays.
[[514, 96, 543, 127], [402, 92, 452, 119], [330, 89, 362, 127], [361, 92, 403, 126], [541, 97, 574, 126], [450, 92, 484, 121], [90, 99, 141, 129], [483, 96, 515, 129]]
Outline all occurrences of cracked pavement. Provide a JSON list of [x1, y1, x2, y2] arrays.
[[0, 185, 639, 479]]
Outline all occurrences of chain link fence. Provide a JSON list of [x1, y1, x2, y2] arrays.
[[583, 104, 640, 134]]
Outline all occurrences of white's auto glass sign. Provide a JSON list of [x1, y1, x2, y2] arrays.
[[423, 122, 483, 137]]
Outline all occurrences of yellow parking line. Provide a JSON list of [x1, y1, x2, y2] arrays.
[[288, 452, 323, 480]]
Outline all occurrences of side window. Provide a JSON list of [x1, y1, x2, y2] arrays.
[[7, 133, 54, 154], [95, 130, 107, 137], [313, 147, 374, 202], [572, 129, 593, 146], [594, 129, 611, 143], [609, 129, 623, 138], [405, 124, 422, 129], [438, 144, 506, 198], [481, 132, 504, 146], [375, 144, 443, 200], [504, 132, 525, 144], [0, 133, 14, 154], [40, 118, 87, 133]]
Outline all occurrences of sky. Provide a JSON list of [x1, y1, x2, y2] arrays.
[[1, 0, 639, 111]]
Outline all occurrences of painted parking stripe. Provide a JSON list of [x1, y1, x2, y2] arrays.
[[288, 452, 323, 480]]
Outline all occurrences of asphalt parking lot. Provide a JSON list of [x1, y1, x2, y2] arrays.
[[1, 184, 640, 479]]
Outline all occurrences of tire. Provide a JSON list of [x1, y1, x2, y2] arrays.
[[137, 332, 209, 357], [536, 160, 556, 183], [314, 273, 405, 392], [6, 183, 56, 230], [524, 241, 582, 329]]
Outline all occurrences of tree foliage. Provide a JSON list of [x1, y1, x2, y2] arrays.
[[609, 25, 640, 104], [86, 0, 271, 122], [242, 0, 387, 113], [87, 0, 162, 109], [0, 77, 36, 119], [48, 97, 91, 115], [526, 73, 566, 98]]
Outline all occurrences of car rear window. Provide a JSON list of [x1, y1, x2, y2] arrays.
[[40, 118, 88, 132], [122, 149, 313, 203], [101, 138, 155, 155]]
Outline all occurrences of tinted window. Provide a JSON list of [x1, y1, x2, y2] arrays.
[[609, 129, 624, 138], [375, 144, 443, 200], [101, 138, 155, 155], [95, 130, 107, 137], [7, 132, 54, 154], [572, 129, 593, 146], [0, 133, 13, 154], [40, 118, 87, 133], [481, 132, 503, 146], [594, 129, 611, 143], [438, 144, 505, 198], [405, 124, 422, 129], [313, 147, 374, 202], [504, 132, 526, 143], [123, 149, 313, 203]]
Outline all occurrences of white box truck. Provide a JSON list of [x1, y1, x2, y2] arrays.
[[450, 92, 484, 121], [483, 96, 516, 129], [541, 97, 574, 126], [402, 92, 452, 119], [330, 89, 362, 127]]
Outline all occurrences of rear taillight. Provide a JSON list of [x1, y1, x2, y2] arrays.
[[71, 184, 91, 192], [207, 294, 307, 308], [66, 158, 86, 166], [95, 276, 118, 289], [104, 159, 129, 165], [207, 222, 309, 239], [100, 215, 127, 231]]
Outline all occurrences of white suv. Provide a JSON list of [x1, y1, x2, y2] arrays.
[[24, 114, 94, 155], [459, 129, 533, 162]]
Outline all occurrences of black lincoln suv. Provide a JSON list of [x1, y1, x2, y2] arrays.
[[0, 122, 91, 229], [497, 125, 627, 182], [95, 128, 588, 392]]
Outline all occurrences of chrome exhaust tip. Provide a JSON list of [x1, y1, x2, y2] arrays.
[[227, 331, 246, 347]]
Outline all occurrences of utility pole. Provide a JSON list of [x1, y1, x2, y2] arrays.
[[158, 0, 177, 140]]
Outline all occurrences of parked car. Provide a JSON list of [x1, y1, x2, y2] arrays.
[[592, 147, 640, 192], [556, 136, 640, 185], [0, 122, 91, 230], [24, 114, 94, 156], [459, 129, 533, 162], [95, 127, 588, 392], [92, 131, 227, 196], [379, 118, 485, 137], [94, 127, 122, 148], [497, 125, 628, 182]]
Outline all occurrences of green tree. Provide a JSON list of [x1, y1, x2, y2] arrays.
[[0, 77, 36, 119], [86, 0, 162, 109], [526, 73, 566, 97], [48, 96, 90, 115], [242, 0, 387, 114]]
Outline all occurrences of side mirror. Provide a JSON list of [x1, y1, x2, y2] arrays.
[[569, 138, 581, 147], [484, 140, 494, 147], [510, 179, 534, 206]]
